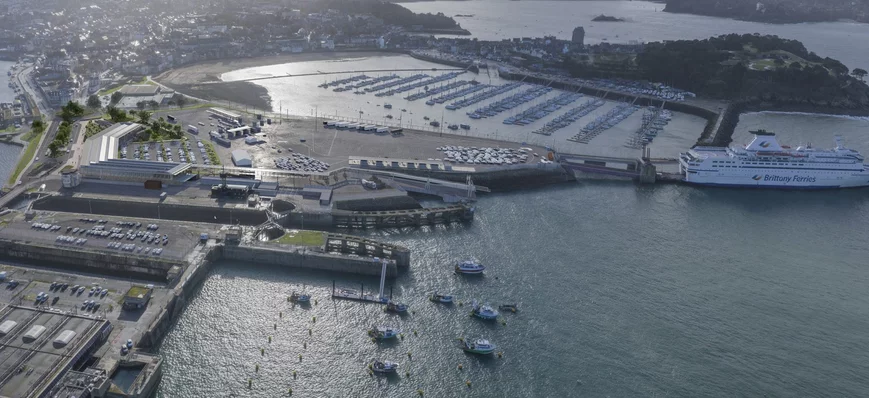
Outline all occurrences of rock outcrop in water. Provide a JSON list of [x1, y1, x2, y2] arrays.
[[664, 0, 869, 24], [591, 15, 625, 22]]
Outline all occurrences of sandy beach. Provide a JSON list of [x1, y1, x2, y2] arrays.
[[153, 51, 405, 111], [154, 51, 404, 85]]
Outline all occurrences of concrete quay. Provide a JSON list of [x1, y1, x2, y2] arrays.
[[0, 205, 414, 396]]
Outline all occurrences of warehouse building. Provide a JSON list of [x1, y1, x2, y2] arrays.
[[208, 107, 243, 124], [231, 149, 252, 167], [0, 305, 112, 398]]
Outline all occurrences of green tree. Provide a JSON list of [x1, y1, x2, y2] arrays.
[[136, 101, 147, 110], [106, 106, 128, 123], [110, 91, 123, 105], [31, 119, 45, 132], [87, 95, 101, 108], [137, 110, 152, 125], [852, 68, 868, 82], [148, 100, 160, 110], [48, 140, 63, 158], [174, 94, 186, 109]]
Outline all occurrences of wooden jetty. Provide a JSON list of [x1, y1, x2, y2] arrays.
[[331, 281, 390, 304]]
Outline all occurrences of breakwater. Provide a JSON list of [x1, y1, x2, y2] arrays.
[[408, 52, 482, 73]]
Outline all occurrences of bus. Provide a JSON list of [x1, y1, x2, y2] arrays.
[[166, 115, 176, 122]]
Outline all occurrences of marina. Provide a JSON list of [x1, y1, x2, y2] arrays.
[[405, 80, 471, 101], [532, 98, 606, 136], [431, 82, 489, 104], [445, 82, 523, 110], [570, 102, 640, 143], [625, 107, 672, 148], [369, 74, 428, 95], [467, 85, 553, 119], [502, 91, 583, 126], [318, 74, 370, 89]]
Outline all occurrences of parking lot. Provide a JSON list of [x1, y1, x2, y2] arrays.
[[147, 107, 551, 173], [0, 212, 202, 262], [0, 262, 178, 374], [0, 268, 123, 315], [121, 139, 200, 165]]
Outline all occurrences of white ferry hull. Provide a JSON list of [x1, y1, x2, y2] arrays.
[[683, 169, 869, 189]]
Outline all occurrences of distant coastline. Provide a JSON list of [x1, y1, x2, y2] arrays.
[[663, 0, 869, 24]]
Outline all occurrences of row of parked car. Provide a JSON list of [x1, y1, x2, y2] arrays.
[[31, 222, 61, 231], [106, 242, 165, 256], [55, 235, 87, 245]]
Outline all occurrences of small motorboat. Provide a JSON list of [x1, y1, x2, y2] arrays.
[[471, 302, 499, 320], [499, 304, 519, 313], [370, 360, 399, 374], [290, 291, 311, 303], [461, 338, 496, 355], [429, 292, 454, 303], [368, 326, 400, 340], [385, 301, 408, 313], [455, 260, 485, 275]]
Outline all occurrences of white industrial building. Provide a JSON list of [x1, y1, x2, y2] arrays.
[[79, 122, 195, 184], [231, 149, 252, 167]]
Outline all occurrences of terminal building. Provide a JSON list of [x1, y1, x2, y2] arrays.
[[79, 122, 196, 184]]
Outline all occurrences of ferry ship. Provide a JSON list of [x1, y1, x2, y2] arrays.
[[679, 130, 869, 189]]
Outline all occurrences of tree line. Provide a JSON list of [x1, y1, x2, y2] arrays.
[[562, 34, 869, 109], [319, 0, 462, 30]]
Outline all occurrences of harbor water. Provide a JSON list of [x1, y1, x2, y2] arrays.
[[0, 142, 23, 185], [400, 0, 869, 70], [157, 5, 869, 396], [221, 55, 707, 158], [157, 179, 869, 397], [0, 60, 17, 104]]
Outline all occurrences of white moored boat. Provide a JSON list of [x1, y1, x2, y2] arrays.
[[368, 326, 400, 340], [471, 302, 499, 320], [679, 130, 869, 189], [370, 360, 399, 374], [461, 338, 496, 355], [455, 260, 485, 274]]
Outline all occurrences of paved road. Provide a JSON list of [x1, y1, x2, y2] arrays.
[[15, 65, 52, 117], [63, 121, 87, 170]]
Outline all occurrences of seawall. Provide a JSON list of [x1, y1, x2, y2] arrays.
[[0, 238, 184, 281], [408, 52, 481, 73], [224, 244, 399, 277], [32, 196, 269, 226], [392, 163, 574, 191]]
